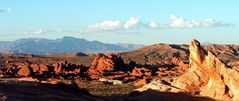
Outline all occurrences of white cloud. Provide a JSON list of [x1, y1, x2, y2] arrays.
[[149, 22, 159, 28], [148, 14, 232, 29], [148, 22, 168, 29], [23, 28, 75, 35], [88, 20, 122, 31], [86, 15, 232, 33], [124, 17, 141, 29], [201, 18, 223, 27], [0, 8, 12, 13], [87, 17, 142, 32], [170, 14, 196, 28], [24, 28, 46, 34]]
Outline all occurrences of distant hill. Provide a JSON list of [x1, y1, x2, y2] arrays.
[[120, 43, 239, 66], [0, 36, 144, 55], [120, 44, 189, 65]]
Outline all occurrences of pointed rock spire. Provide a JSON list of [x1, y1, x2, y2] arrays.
[[172, 39, 239, 100]]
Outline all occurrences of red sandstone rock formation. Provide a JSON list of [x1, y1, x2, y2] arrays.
[[30, 63, 40, 73], [52, 63, 61, 74], [39, 64, 49, 74], [87, 53, 126, 79], [156, 57, 189, 77], [130, 67, 152, 77], [17, 64, 31, 77], [172, 39, 239, 100], [89, 53, 126, 71], [170, 57, 189, 75], [134, 78, 150, 86]]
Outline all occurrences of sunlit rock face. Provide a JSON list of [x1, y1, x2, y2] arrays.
[[172, 39, 239, 100], [87, 53, 127, 79], [89, 53, 126, 72]]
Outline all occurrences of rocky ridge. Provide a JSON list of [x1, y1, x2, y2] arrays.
[[136, 39, 239, 101]]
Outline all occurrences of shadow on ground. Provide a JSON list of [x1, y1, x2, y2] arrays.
[[0, 81, 215, 101]]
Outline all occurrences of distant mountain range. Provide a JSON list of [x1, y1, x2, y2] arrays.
[[0, 36, 144, 55]]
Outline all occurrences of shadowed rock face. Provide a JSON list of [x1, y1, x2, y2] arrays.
[[172, 39, 239, 100]]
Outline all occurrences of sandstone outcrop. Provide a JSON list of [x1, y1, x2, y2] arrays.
[[89, 53, 126, 71], [133, 78, 150, 86], [52, 63, 62, 75], [17, 64, 31, 77], [39, 64, 49, 75], [87, 53, 126, 79], [172, 39, 239, 100], [30, 63, 40, 73], [156, 57, 189, 77], [130, 67, 152, 77]]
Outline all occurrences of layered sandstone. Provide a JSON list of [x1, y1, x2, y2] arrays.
[[172, 39, 239, 100]]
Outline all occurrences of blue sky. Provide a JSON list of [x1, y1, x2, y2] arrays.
[[0, 0, 238, 45]]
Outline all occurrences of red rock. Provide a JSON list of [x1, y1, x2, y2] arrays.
[[87, 53, 126, 79], [65, 68, 81, 75], [89, 74, 103, 80], [17, 64, 31, 77], [156, 57, 189, 77], [89, 53, 126, 72], [52, 63, 62, 74], [134, 79, 149, 86], [123, 76, 136, 81], [171, 57, 181, 65], [30, 63, 39, 73], [131, 67, 151, 77], [39, 64, 49, 74]]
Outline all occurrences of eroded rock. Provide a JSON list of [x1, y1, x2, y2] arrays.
[[89, 53, 126, 71], [130, 67, 152, 77], [172, 39, 239, 100], [134, 78, 150, 86], [17, 64, 31, 77], [87, 53, 126, 79]]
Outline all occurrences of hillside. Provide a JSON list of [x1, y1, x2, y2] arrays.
[[120, 43, 239, 66], [45, 43, 239, 67]]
